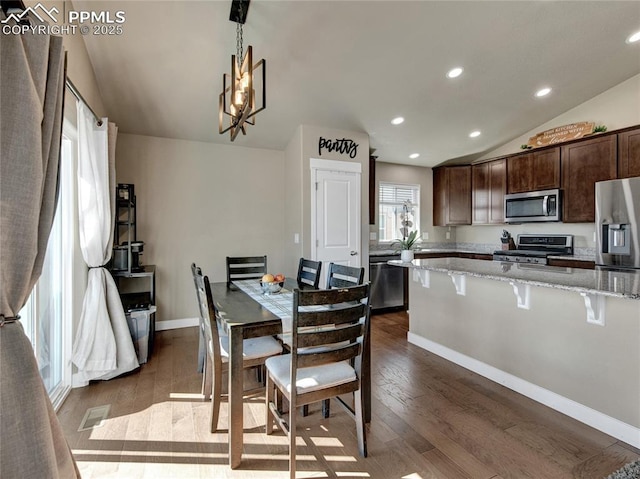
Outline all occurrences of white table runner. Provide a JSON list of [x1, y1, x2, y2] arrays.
[[232, 280, 329, 343], [232, 279, 294, 328]]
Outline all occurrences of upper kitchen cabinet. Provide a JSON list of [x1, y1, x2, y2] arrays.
[[433, 166, 471, 226], [472, 159, 506, 224], [369, 156, 376, 224], [561, 135, 617, 222], [617, 127, 640, 179], [507, 147, 560, 194], [433, 167, 446, 226]]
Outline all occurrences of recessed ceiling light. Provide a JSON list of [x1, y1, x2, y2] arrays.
[[446, 67, 464, 79], [469, 130, 481, 138], [391, 117, 404, 125], [409, 153, 420, 159], [626, 30, 640, 44], [535, 87, 552, 97]]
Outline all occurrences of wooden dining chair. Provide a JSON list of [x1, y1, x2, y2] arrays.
[[226, 255, 268, 286], [325, 262, 365, 289], [296, 258, 322, 289], [191, 263, 214, 383], [307, 262, 365, 418], [265, 284, 371, 479], [191, 263, 282, 432]]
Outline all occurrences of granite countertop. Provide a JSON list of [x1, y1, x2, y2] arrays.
[[370, 248, 596, 262], [389, 257, 640, 300]]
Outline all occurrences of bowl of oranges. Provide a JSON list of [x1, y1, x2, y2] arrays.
[[260, 273, 285, 294]]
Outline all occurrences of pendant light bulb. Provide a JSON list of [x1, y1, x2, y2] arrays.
[[234, 89, 244, 106]]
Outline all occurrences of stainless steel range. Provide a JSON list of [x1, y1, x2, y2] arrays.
[[493, 234, 574, 265]]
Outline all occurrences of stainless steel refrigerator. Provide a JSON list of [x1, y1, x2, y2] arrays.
[[595, 176, 640, 271]]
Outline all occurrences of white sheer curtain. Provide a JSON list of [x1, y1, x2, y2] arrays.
[[72, 103, 138, 384]]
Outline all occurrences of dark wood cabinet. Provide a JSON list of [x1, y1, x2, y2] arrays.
[[561, 135, 617, 222], [618, 127, 640, 179], [447, 166, 472, 225], [433, 166, 471, 226], [547, 258, 595, 269], [506, 153, 530, 194], [472, 159, 506, 224], [414, 252, 452, 260], [507, 147, 560, 193], [433, 167, 446, 226], [433, 125, 638, 227], [532, 148, 561, 190], [369, 156, 376, 225], [414, 251, 493, 261]]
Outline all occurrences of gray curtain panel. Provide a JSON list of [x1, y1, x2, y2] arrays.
[[0, 27, 80, 479]]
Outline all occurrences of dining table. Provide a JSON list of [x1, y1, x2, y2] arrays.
[[209, 277, 371, 469]]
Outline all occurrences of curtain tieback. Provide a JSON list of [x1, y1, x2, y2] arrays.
[[89, 264, 109, 269], [0, 314, 21, 327]]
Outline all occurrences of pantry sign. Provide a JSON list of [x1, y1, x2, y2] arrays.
[[527, 122, 595, 148]]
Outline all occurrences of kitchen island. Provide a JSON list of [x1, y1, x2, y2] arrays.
[[390, 258, 640, 448]]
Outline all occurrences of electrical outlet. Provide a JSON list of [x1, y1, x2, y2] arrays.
[[294, 233, 300, 244], [422, 231, 429, 240], [445, 231, 451, 240], [370, 232, 377, 241], [593, 231, 596, 243]]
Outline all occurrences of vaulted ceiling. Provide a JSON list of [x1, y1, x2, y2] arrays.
[[75, 0, 640, 167]]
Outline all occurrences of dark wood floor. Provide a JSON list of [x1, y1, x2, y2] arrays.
[[57, 311, 639, 478]]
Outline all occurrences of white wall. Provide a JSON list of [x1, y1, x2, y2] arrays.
[[115, 134, 286, 324], [283, 126, 304, 275], [479, 74, 640, 161], [283, 125, 370, 276], [30, 1, 107, 117], [454, 74, 640, 247]]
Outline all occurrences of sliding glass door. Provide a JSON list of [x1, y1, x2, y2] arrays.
[[20, 129, 75, 410]]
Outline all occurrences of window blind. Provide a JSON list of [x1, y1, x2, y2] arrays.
[[378, 182, 420, 242], [379, 183, 419, 205]]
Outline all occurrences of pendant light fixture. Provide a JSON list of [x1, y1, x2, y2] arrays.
[[219, 0, 266, 141]]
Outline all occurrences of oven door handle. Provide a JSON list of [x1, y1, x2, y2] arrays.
[[542, 195, 549, 216]]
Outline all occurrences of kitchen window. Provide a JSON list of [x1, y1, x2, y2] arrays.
[[378, 182, 420, 242]]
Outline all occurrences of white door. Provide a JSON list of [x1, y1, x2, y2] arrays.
[[311, 160, 361, 286]]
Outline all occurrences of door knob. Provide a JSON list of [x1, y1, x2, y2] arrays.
[[350, 251, 358, 256]]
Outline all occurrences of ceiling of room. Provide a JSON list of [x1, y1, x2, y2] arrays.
[[74, 0, 640, 167]]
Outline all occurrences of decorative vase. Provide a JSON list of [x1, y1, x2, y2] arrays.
[[401, 250, 414, 263]]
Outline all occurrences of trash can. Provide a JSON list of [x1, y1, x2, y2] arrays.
[[125, 305, 156, 364]]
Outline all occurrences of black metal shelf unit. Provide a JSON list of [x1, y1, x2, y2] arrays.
[[113, 183, 139, 274]]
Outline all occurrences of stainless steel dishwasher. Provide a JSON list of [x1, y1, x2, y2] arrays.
[[369, 254, 407, 312]]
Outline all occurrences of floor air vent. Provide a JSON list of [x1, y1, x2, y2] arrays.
[[78, 404, 111, 432]]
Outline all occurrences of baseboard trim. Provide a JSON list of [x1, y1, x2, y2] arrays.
[[155, 317, 199, 331], [407, 332, 640, 449]]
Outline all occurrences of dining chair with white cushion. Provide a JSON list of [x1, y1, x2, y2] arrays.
[[265, 284, 371, 479], [191, 263, 282, 432], [309, 262, 365, 418]]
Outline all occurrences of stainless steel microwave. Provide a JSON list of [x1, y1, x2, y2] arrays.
[[504, 188, 561, 223]]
